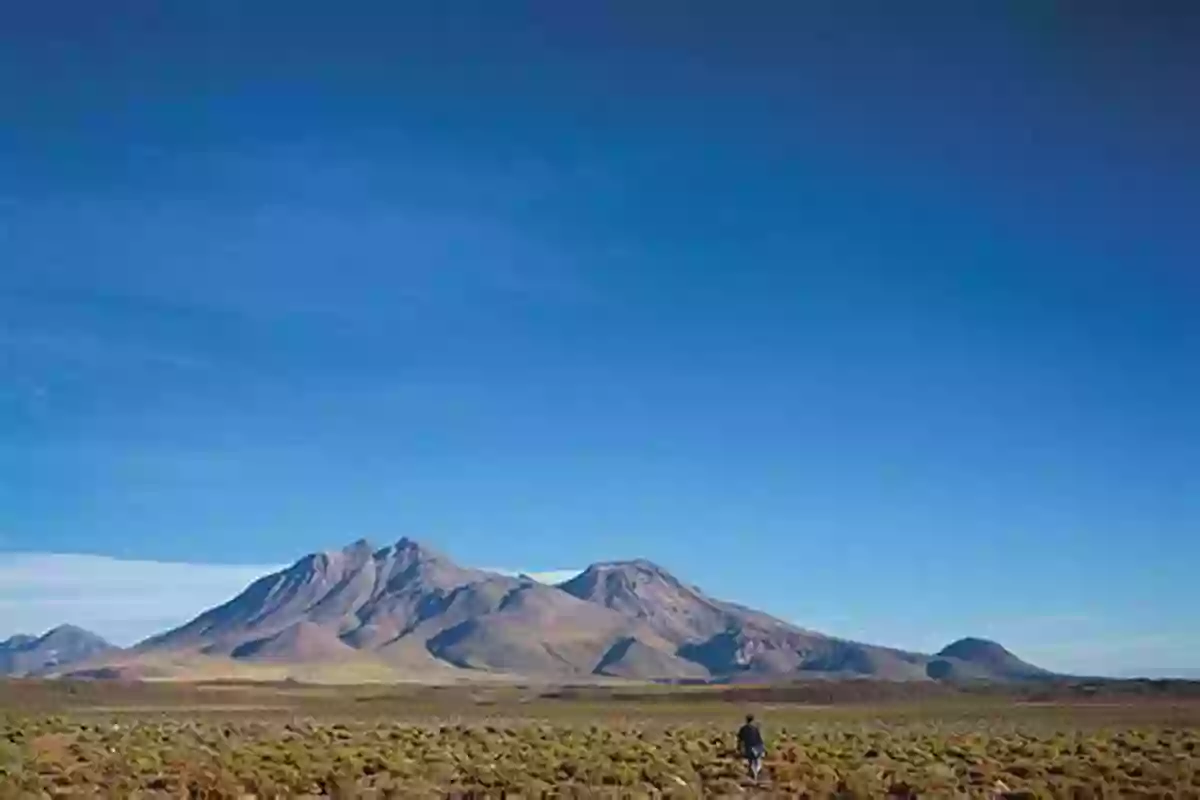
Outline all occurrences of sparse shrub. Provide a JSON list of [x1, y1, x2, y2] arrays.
[[0, 694, 1195, 797]]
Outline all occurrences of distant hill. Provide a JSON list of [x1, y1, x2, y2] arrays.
[[925, 637, 1052, 681], [1116, 668, 1200, 680], [0, 625, 116, 676], [55, 536, 1052, 683]]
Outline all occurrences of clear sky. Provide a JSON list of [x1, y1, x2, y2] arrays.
[[2, 2, 1197, 675]]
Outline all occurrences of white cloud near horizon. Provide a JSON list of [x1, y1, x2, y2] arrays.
[[0, 553, 285, 646], [485, 568, 582, 585], [0, 552, 582, 647]]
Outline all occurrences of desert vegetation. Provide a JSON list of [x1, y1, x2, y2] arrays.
[[2, 680, 1199, 797], [4, 713, 1200, 797]]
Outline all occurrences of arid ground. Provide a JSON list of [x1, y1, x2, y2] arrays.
[[2, 679, 1199, 798]]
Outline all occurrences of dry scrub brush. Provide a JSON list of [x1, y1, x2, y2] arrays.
[[0, 714, 1197, 798]]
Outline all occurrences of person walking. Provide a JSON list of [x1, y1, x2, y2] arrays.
[[736, 713, 767, 782]]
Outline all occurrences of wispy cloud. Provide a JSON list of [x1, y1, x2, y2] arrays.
[[0, 552, 582, 647], [487, 568, 582, 585], [0, 553, 283, 647]]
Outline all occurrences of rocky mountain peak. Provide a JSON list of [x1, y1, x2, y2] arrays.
[[569, 558, 681, 588], [559, 558, 736, 645], [374, 536, 446, 567]]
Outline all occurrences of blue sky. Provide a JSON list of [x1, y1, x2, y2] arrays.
[[2, 2, 1197, 675]]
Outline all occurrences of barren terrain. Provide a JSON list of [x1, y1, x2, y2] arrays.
[[2, 679, 1198, 797]]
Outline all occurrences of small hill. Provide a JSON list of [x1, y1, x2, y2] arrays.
[[0, 625, 116, 676], [0, 634, 36, 650], [926, 637, 1050, 681]]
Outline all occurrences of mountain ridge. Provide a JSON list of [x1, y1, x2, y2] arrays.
[[27, 537, 1055, 683]]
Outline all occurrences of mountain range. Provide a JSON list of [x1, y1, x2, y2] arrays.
[[9, 537, 1053, 683]]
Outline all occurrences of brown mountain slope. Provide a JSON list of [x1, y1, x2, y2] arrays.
[[230, 621, 362, 663], [133, 538, 680, 679], [594, 636, 711, 680], [559, 560, 930, 680]]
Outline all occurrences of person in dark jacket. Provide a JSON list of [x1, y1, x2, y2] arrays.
[[736, 713, 766, 781]]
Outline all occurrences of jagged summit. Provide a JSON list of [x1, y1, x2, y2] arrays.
[[385, 535, 451, 561], [136, 535, 490, 654], [303, 536, 439, 566]]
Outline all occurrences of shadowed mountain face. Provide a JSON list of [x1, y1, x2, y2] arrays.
[[0, 625, 116, 676], [68, 537, 1050, 683], [925, 637, 1052, 681]]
